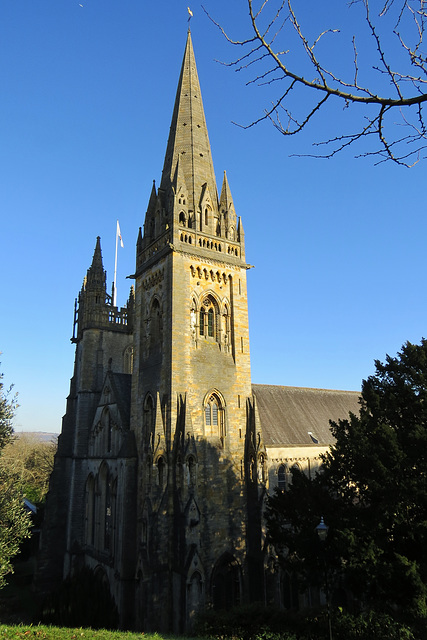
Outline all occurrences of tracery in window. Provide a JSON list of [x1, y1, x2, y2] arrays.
[[204, 392, 225, 441], [199, 296, 218, 339]]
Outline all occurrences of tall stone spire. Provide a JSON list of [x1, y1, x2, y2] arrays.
[[160, 29, 218, 221]]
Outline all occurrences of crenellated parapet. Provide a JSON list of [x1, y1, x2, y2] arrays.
[[71, 237, 134, 342]]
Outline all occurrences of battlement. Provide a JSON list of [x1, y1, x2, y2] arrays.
[[71, 297, 133, 342]]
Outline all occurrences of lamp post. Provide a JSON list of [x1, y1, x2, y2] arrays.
[[315, 516, 332, 640]]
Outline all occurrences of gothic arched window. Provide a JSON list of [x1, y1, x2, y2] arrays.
[[199, 296, 218, 339], [123, 345, 133, 374], [278, 464, 287, 491], [204, 392, 225, 441]]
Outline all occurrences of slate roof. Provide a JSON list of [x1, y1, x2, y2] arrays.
[[252, 384, 361, 447]]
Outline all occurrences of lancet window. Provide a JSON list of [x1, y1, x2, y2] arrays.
[[199, 296, 218, 339], [278, 464, 287, 491], [204, 392, 225, 441], [123, 345, 133, 374]]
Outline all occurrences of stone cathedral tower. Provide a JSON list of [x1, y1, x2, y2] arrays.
[[131, 29, 258, 630], [37, 30, 267, 633]]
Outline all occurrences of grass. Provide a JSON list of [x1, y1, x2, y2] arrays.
[[0, 628, 186, 640]]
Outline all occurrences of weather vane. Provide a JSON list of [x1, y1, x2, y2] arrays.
[[187, 6, 193, 24]]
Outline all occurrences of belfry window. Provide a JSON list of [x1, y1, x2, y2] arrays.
[[199, 297, 217, 339]]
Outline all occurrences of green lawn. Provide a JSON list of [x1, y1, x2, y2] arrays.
[[0, 627, 186, 640]]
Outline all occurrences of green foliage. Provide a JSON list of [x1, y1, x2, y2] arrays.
[[0, 466, 32, 589], [1, 435, 56, 505], [0, 365, 31, 589], [0, 370, 16, 450], [265, 339, 427, 630], [332, 610, 415, 639], [41, 566, 119, 630], [194, 603, 301, 640]]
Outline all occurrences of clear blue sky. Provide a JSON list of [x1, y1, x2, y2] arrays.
[[1, 1, 425, 433]]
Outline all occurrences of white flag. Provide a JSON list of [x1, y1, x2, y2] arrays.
[[117, 220, 124, 248]]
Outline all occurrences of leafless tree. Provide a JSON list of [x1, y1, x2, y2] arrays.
[[206, 0, 427, 166]]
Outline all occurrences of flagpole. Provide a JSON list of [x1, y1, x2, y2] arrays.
[[113, 221, 119, 307]]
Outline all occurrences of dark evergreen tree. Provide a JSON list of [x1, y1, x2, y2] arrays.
[[266, 339, 427, 627]]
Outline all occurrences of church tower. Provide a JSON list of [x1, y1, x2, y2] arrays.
[[37, 29, 267, 635], [132, 30, 256, 631]]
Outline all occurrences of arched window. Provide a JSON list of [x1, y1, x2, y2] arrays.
[[278, 464, 287, 491], [258, 454, 266, 483], [179, 211, 187, 226], [204, 393, 225, 441], [123, 345, 133, 374], [187, 571, 203, 629], [199, 296, 218, 340]]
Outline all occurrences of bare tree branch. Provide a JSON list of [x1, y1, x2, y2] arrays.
[[204, 0, 427, 165]]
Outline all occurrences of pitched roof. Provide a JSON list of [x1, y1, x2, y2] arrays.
[[252, 384, 361, 447]]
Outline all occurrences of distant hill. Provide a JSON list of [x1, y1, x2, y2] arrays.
[[15, 432, 58, 443]]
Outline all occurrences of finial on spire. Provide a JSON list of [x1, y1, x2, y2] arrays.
[[187, 6, 193, 27]]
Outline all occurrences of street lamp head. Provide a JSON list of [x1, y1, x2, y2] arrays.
[[316, 516, 329, 542]]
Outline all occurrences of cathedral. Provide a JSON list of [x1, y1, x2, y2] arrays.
[[37, 30, 360, 632]]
